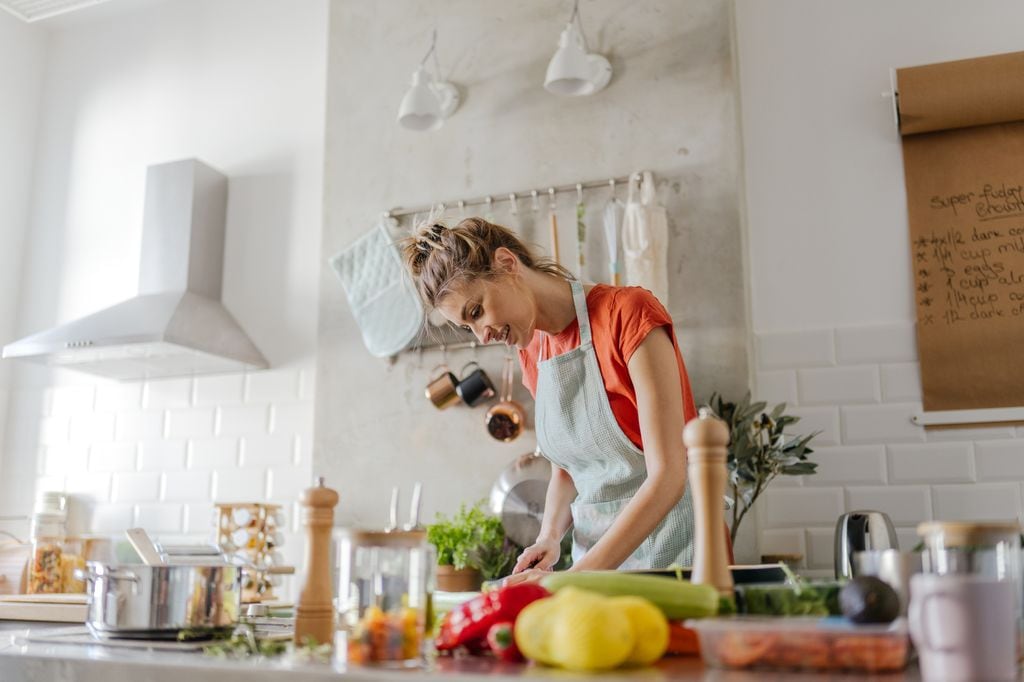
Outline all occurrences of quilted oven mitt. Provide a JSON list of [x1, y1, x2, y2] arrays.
[[329, 223, 425, 357]]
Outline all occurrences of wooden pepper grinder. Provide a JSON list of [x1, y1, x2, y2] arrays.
[[684, 407, 734, 596], [294, 476, 339, 646]]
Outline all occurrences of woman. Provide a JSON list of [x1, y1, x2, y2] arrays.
[[403, 217, 698, 583]]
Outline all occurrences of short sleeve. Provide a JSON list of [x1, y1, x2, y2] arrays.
[[611, 287, 674, 363], [518, 341, 540, 399]]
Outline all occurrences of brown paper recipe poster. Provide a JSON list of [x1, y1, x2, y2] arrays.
[[899, 51, 1024, 412]]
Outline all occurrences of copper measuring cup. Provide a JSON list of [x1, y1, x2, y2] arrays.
[[485, 354, 525, 442]]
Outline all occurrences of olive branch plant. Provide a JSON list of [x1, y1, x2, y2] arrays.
[[707, 393, 820, 543]]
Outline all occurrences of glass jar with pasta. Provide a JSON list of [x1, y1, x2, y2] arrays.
[[28, 513, 65, 594]]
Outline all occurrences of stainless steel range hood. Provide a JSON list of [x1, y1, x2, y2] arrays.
[[2, 159, 268, 380]]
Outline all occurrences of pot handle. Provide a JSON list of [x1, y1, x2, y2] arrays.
[[105, 569, 141, 583]]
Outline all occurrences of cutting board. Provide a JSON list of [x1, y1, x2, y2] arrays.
[[0, 593, 89, 622]]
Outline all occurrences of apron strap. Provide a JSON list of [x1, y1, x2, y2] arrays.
[[570, 280, 592, 346]]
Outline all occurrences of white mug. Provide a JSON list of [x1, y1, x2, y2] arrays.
[[909, 574, 1018, 681]]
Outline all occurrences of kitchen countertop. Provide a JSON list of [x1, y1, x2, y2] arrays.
[[0, 621, 932, 682]]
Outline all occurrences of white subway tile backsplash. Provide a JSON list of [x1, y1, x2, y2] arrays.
[[38, 416, 70, 445], [298, 369, 314, 402], [888, 443, 974, 483], [212, 468, 267, 502], [894, 527, 919, 552], [975, 441, 1024, 480], [845, 485, 931, 525], [804, 528, 835, 571], [842, 404, 924, 444], [195, 375, 245, 406], [217, 405, 270, 436], [166, 408, 216, 439], [163, 470, 213, 502], [246, 370, 301, 404], [835, 324, 917, 365], [788, 407, 840, 446], [270, 403, 313, 436], [139, 441, 187, 472], [757, 330, 835, 369], [797, 366, 879, 405], [925, 425, 1016, 442], [112, 472, 161, 503], [135, 503, 184, 533], [760, 488, 844, 527], [42, 444, 88, 476], [90, 504, 134, 534], [931, 483, 1021, 522], [35, 475, 66, 494], [69, 413, 116, 444], [296, 435, 311, 465], [143, 378, 193, 410], [89, 443, 138, 472], [65, 472, 112, 503], [880, 364, 921, 402], [755, 371, 798, 406], [242, 435, 295, 467], [49, 386, 96, 416], [805, 445, 886, 486], [758, 529, 806, 559], [189, 439, 240, 469], [183, 503, 216, 535], [115, 411, 166, 442], [95, 383, 143, 412], [268, 467, 311, 503]]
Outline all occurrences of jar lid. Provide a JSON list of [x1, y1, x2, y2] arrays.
[[341, 529, 427, 548], [916, 521, 1021, 547], [30, 512, 66, 538]]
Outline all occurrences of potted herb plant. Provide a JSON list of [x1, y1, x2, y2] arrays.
[[427, 501, 519, 592], [707, 393, 820, 544]]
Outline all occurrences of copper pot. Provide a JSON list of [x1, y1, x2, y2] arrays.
[[425, 364, 460, 409], [485, 354, 525, 442]]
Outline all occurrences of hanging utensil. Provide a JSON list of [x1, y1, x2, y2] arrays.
[[575, 183, 587, 280], [603, 179, 624, 286], [489, 447, 552, 547], [548, 187, 560, 264], [485, 352, 526, 442]]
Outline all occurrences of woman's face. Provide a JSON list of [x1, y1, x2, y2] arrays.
[[436, 275, 535, 348]]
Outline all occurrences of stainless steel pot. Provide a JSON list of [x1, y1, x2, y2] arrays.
[[489, 447, 552, 547], [79, 560, 242, 640]]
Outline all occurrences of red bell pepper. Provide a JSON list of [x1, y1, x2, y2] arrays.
[[487, 621, 523, 662], [435, 583, 550, 651]]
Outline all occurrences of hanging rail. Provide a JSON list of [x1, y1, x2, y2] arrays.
[[384, 172, 643, 219]]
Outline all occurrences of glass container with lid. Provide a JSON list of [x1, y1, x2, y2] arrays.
[[27, 512, 65, 594], [337, 529, 434, 667]]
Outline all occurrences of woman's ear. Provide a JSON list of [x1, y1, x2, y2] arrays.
[[493, 247, 519, 274]]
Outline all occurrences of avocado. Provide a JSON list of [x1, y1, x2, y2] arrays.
[[839, 576, 900, 624]]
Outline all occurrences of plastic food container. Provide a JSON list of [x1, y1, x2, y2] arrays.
[[686, 616, 909, 673]]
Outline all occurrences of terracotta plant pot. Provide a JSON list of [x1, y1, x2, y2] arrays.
[[436, 565, 483, 592]]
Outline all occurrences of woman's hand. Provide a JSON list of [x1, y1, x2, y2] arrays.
[[512, 537, 561, 574], [501, 567, 551, 587]]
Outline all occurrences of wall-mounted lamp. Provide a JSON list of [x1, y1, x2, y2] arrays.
[[398, 29, 460, 131], [544, 0, 612, 96]]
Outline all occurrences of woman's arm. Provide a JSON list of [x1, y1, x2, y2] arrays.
[[510, 466, 576, 574], [569, 326, 688, 570]]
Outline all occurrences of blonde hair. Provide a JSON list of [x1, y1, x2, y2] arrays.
[[400, 217, 572, 307]]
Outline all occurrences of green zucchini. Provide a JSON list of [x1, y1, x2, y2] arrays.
[[539, 571, 719, 619]]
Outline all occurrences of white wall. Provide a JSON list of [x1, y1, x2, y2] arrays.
[[0, 11, 46, 519], [316, 0, 749, 534], [0, 0, 326, 584], [736, 0, 1024, 573]]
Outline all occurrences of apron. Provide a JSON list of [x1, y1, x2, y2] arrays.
[[534, 280, 694, 569]]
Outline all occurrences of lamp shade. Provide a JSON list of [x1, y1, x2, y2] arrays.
[[544, 22, 612, 96], [398, 66, 444, 131]]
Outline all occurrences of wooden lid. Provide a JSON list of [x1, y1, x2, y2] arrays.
[[683, 407, 730, 448], [341, 529, 427, 548], [917, 521, 1021, 547]]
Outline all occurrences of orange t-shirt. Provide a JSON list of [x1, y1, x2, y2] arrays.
[[518, 285, 698, 451]]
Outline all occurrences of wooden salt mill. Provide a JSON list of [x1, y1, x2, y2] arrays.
[[294, 476, 339, 646], [684, 407, 734, 596]]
